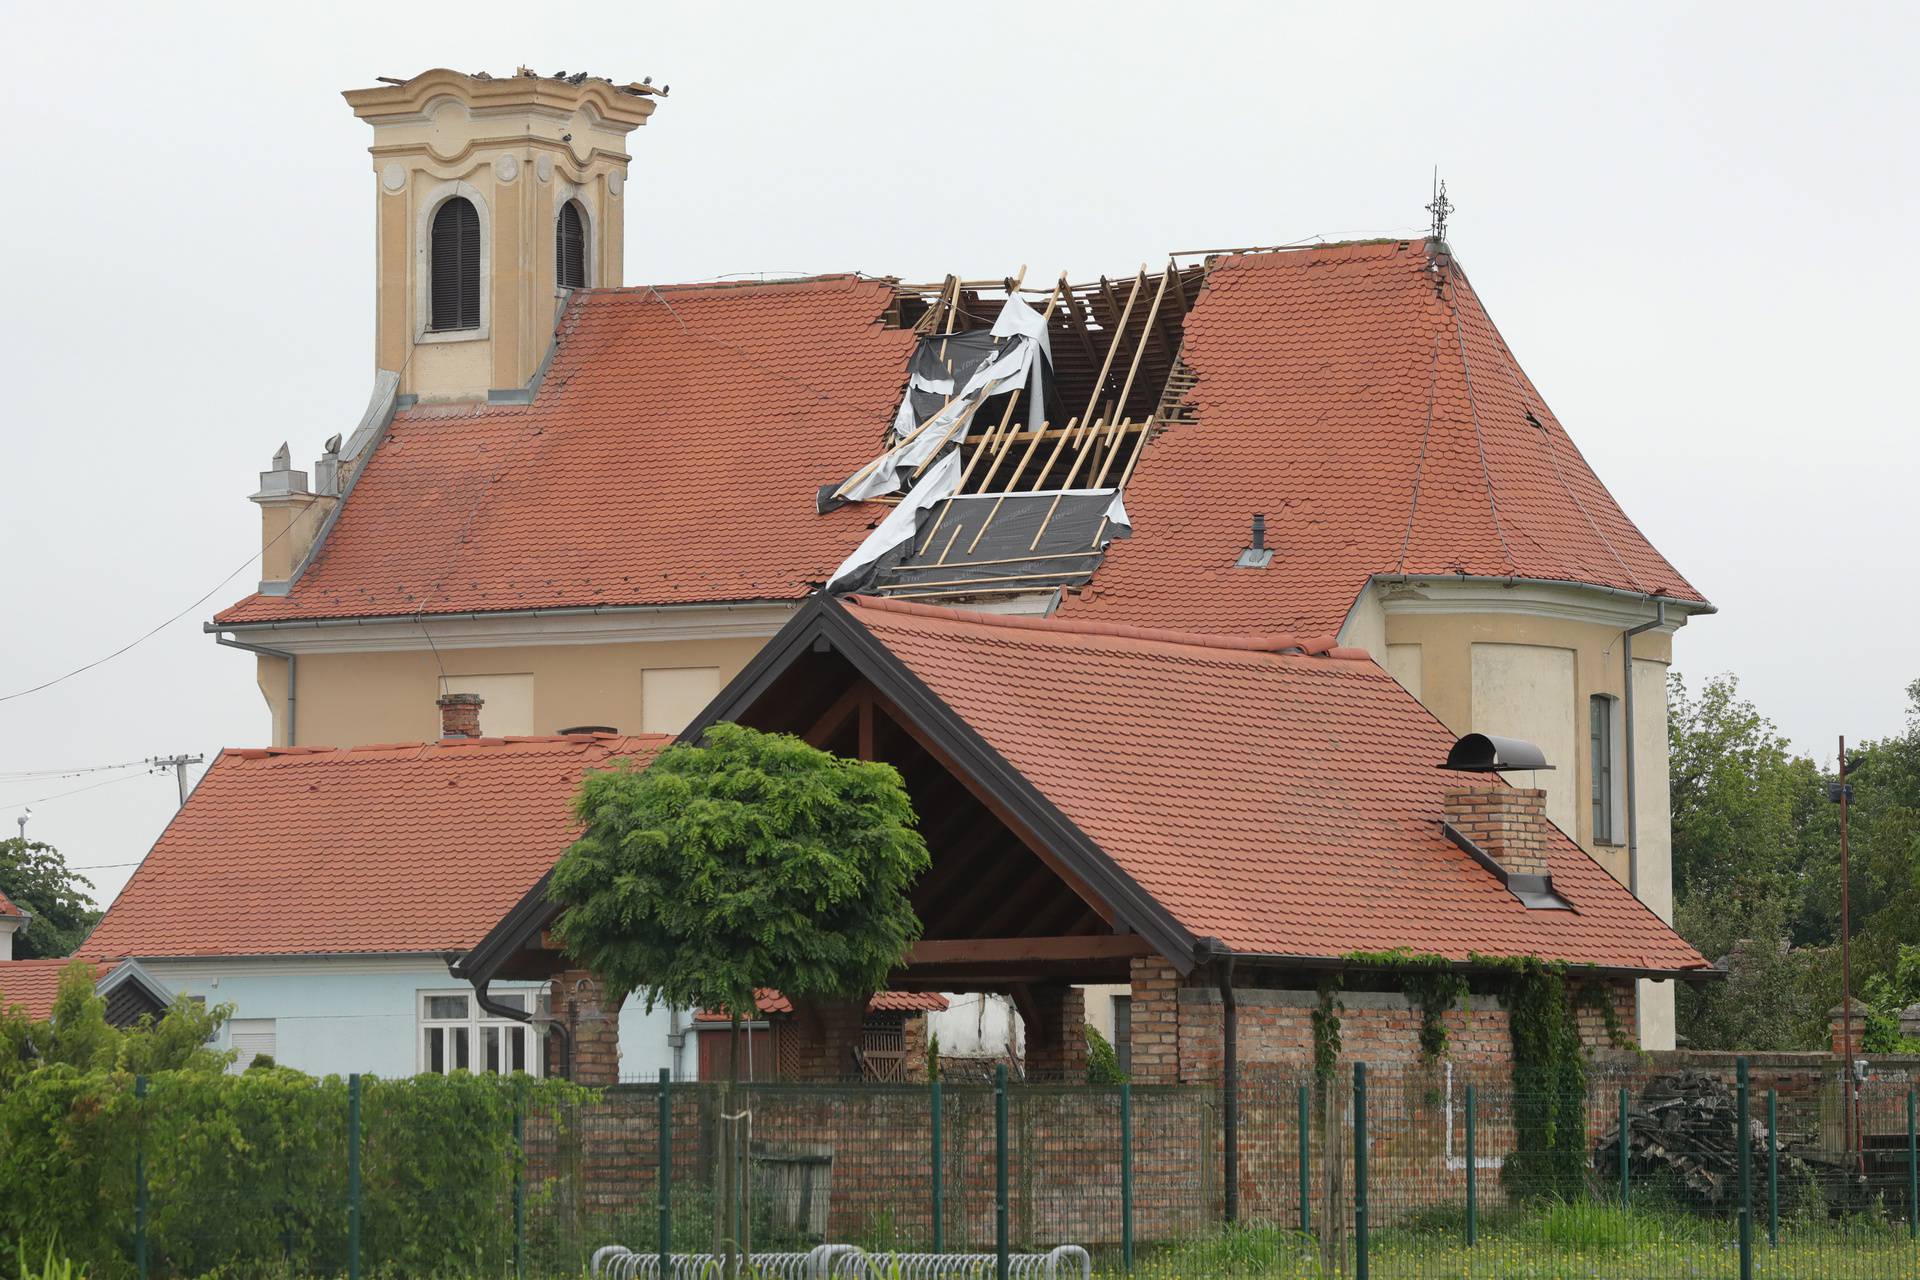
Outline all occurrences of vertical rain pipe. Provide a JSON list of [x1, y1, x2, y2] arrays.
[[1217, 950, 1239, 1223], [1737, 1058, 1752, 1280], [1120, 1082, 1134, 1272], [1465, 1082, 1477, 1247], [1297, 1084, 1311, 1236], [1621, 600, 1666, 901], [931, 1076, 944, 1253], [1909, 1089, 1918, 1240], [658, 1068, 672, 1277], [995, 1064, 1010, 1280], [1354, 1062, 1369, 1280]]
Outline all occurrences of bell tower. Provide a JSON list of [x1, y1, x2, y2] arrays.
[[344, 68, 662, 402]]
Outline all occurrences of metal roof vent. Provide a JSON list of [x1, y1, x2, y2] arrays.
[[1440, 733, 1554, 773], [1235, 513, 1273, 569]]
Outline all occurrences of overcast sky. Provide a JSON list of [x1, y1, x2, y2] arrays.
[[2, 1, 1914, 910]]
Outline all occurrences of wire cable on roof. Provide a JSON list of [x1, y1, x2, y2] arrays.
[[1393, 333, 1444, 574], [1441, 277, 1519, 575]]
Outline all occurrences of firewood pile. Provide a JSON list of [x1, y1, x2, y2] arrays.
[[1593, 1070, 1826, 1211]]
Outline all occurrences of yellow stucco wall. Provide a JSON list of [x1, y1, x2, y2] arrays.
[[253, 637, 764, 748]]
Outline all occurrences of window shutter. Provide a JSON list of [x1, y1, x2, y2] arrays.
[[430, 198, 482, 331], [556, 201, 586, 290]]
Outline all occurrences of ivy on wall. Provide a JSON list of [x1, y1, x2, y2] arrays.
[[1344, 950, 1472, 1064], [1476, 954, 1590, 1200], [1311, 974, 1344, 1085]]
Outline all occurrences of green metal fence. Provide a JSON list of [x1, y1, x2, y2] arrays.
[[13, 1062, 1920, 1277]]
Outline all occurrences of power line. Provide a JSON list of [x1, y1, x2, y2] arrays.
[[3, 770, 153, 808], [0, 758, 154, 782], [0, 512, 302, 706]]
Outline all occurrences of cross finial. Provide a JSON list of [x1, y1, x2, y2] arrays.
[[1426, 174, 1454, 244]]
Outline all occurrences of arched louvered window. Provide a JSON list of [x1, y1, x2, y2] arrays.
[[556, 201, 587, 290], [429, 197, 482, 332]]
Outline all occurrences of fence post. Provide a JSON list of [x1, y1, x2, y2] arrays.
[[995, 1063, 1009, 1280], [1354, 1062, 1368, 1280], [1464, 1081, 1476, 1247], [1120, 1082, 1134, 1272], [1767, 1088, 1779, 1248], [1908, 1088, 1917, 1240], [513, 1088, 526, 1280], [1737, 1058, 1752, 1280], [134, 1074, 148, 1280], [658, 1068, 672, 1276], [347, 1073, 362, 1280], [1618, 1085, 1630, 1208], [1296, 1083, 1310, 1237], [930, 1076, 944, 1253]]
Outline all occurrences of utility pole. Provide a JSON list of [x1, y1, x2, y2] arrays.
[[1833, 735, 1863, 1174], [150, 754, 206, 808]]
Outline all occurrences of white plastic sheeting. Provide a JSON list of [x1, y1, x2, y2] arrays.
[[826, 450, 961, 590], [840, 296, 1053, 505]]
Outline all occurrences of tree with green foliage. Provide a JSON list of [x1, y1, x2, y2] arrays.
[[0, 959, 235, 1089], [0, 839, 102, 959], [1083, 1022, 1126, 1084], [549, 721, 931, 1072]]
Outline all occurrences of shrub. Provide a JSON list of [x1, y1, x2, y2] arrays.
[[1083, 1023, 1126, 1085]]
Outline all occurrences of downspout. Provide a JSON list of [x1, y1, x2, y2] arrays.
[[214, 633, 297, 746], [1206, 940, 1240, 1223], [473, 975, 572, 1080], [1620, 600, 1666, 900], [669, 1007, 687, 1081]]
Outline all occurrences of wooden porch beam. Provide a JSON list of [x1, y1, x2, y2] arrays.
[[907, 935, 1154, 965]]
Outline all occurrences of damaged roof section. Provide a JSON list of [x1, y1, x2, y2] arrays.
[[826, 263, 1211, 604]]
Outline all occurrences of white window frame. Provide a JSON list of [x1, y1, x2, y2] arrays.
[[417, 988, 544, 1077]]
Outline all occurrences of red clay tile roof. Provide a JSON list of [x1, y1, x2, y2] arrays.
[[0, 958, 99, 1021], [81, 734, 667, 960], [1063, 241, 1704, 634], [841, 596, 1707, 973], [692, 990, 950, 1022], [217, 276, 915, 624], [216, 246, 1700, 636], [0, 889, 24, 918]]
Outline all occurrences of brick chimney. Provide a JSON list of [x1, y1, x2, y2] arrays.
[[1444, 786, 1550, 877], [437, 692, 483, 739]]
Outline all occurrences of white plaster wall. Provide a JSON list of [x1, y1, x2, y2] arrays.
[[1382, 643, 1423, 700], [642, 667, 722, 735], [1080, 983, 1126, 1042], [1337, 583, 1386, 658], [927, 992, 1023, 1059], [442, 673, 535, 736], [1470, 644, 1578, 838], [1633, 654, 1678, 1049]]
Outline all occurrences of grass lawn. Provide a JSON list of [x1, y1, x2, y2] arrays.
[[1104, 1203, 1920, 1277]]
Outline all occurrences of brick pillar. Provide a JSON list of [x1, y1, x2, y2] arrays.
[[1021, 984, 1088, 1081], [437, 691, 483, 739], [1445, 785, 1550, 876], [1127, 955, 1181, 1084], [903, 1011, 931, 1083], [1830, 999, 1869, 1055], [785, 995, 869, 1080], [549, 969, 624, 1084]]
